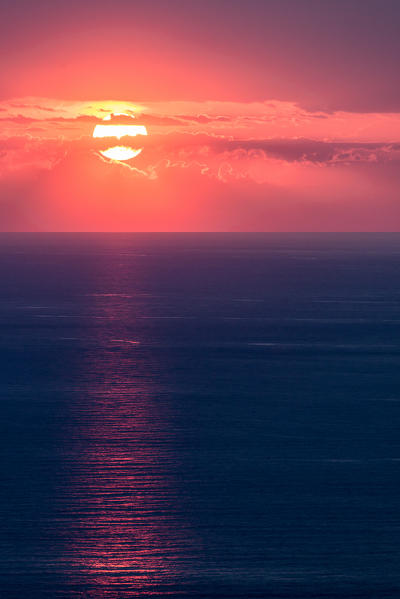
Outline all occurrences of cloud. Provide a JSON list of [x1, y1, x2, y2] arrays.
[[2, 131, 400, 185], [4, 97, 400, 144], [175, 114, 232, 124], [1, 97, 400, 231], [1, 145, 399, 232], [0, 114, 101, 125], [10, 103, 59, 112]]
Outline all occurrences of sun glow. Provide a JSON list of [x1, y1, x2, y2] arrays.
[[93, 124, 148, 139], [100, 146, 142, 161], [93, 113, 148, 162]]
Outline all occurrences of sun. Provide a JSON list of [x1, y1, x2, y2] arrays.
[[93, 113, 147, 162]]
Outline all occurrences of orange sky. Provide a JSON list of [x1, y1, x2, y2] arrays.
[[2, 0, 400, 231]]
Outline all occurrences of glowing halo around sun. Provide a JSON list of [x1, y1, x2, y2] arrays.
[[93, 113, 147, 162]]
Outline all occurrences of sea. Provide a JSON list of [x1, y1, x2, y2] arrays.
[[1, 233, 400, 598]]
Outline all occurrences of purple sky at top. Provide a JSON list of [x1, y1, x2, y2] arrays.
[[2, 0, 400, 111]]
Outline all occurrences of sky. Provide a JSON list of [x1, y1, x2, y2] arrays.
[[1, 0, 400, 231]]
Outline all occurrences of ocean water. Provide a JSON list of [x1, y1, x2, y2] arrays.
[[1, 233, 400, 598]]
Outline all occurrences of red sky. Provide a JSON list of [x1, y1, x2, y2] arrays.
[[1, 0, 400, 231]]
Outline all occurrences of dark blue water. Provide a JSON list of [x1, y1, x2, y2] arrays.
[[1, 233, 400, 598]]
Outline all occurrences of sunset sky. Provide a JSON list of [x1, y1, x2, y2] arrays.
[[2, 0, 400, 231]]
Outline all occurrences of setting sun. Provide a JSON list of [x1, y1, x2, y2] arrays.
[[93, 113, 147, 162], [99, 146, 143, 161]]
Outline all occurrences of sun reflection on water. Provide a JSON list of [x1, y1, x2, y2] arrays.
[[61, 261, 192, 596]]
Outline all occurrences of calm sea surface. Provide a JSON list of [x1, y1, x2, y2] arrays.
[[1, 233, 400, 598]]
